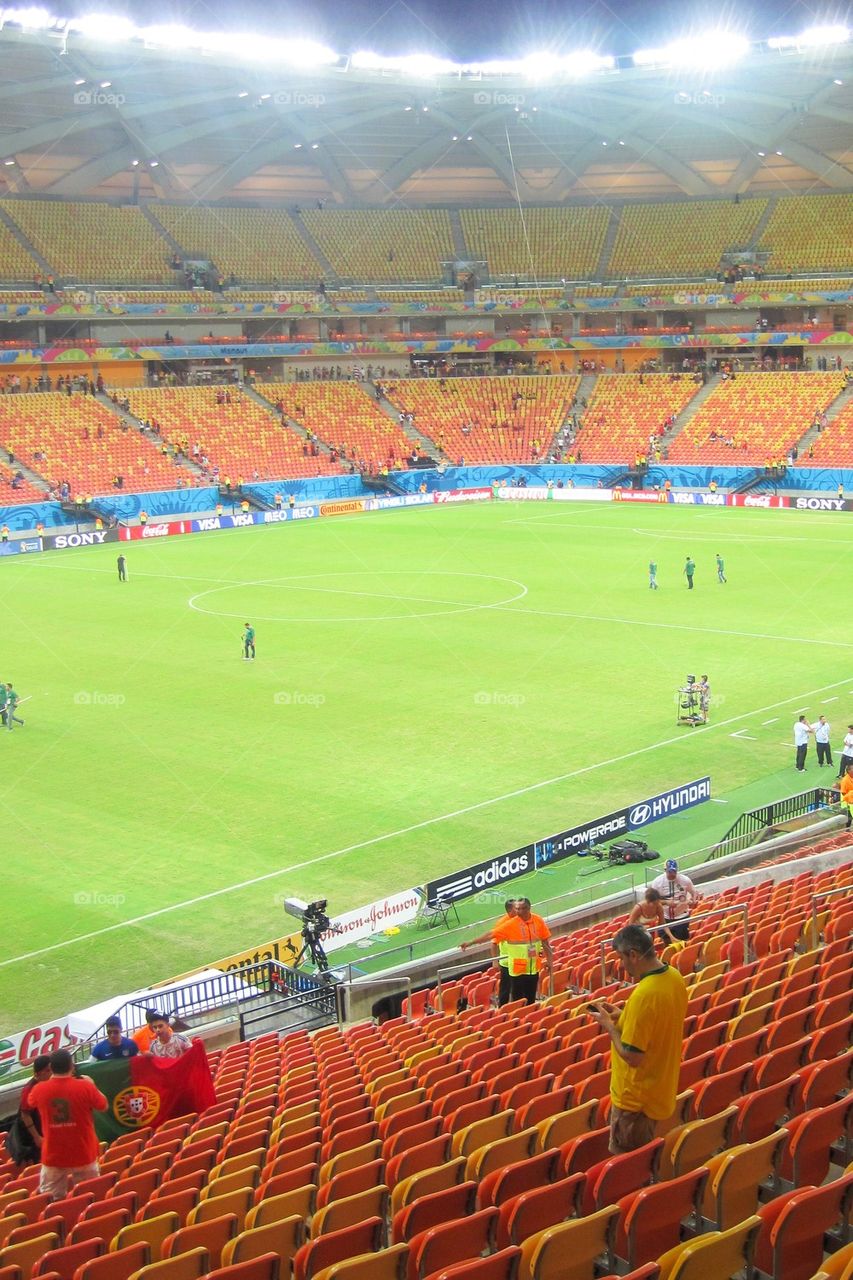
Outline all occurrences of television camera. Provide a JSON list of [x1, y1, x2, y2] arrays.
[[282, 897, 342, 974]]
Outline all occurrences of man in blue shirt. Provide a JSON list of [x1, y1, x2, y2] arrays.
[[90, 1017, 139, 1061]]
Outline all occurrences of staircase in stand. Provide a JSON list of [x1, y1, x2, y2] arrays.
[[95, 392, 209, 484], [366, 381, 442, 464], [289, 210, 338, 282], [594, 208, 620, 280], [663, 373, 723, 449], [448, 210, 469, 261], [0, 203, 53, 277], [791, 382, 851, 460], [749, 195, 779, 254], [244, 383, 341, 465], [139, 204, 187, 260]]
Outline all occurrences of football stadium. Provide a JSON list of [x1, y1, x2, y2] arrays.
[[0, 5, 852, 1277]]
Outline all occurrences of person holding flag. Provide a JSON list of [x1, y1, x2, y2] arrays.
[[242, 623, 256, 661]]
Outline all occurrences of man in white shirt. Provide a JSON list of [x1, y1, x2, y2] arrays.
[[814, 715, 832, 768], [148, 1016, 193, 1060], [793, 714, 813, 772], [839, 725, 853, 779], [649, 859, 699, 941]]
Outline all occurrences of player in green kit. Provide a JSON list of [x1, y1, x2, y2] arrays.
[[648, 561, 659, 590], [716, 553, 726, 584], [242, 623, 256, 661], [684, 556, 696, 590]]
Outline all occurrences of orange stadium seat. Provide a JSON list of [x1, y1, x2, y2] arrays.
[[123, 388, 342, 484], [571, 373, 702, 464], [256, 383, 416, 472], [384, 375, 580, 464], [0, 393, 181, 496], [667, 372, 844, 466]]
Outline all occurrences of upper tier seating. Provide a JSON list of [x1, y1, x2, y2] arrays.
[[301, 210, 455, 283], [384, 376, 580, 463], [459, 208, 609, 280], [759, 195, 853, 274], [0, 290, 44, 305], [0, 394, 181, 495], [257, 384, 416, 470], [0, 222, 40, 279], [571, 374, 702, 464], [375, 290, 465, 304], [667, 372, 844, 466], [123, 388, 342, 482], [1, 201, 172, 284], [796, 396, 853, 467], [151, 208, 321, 283], [608, 200, 766, 278]]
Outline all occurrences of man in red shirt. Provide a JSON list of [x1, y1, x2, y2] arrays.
[[28, 1048, 108, 1199]]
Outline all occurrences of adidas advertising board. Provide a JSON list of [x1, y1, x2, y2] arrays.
[[424, 776, 711, 903]]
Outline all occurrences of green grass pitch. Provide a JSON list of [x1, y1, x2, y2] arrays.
[[1, 499, 851, 1030]]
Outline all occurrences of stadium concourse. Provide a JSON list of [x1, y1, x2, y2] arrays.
[[0, 844, 852, 1280]]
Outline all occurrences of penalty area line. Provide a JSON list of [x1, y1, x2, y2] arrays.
[[2, 673, 852, 970]]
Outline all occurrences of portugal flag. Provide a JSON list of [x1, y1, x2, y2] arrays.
[[80, 1042, 217, 1143]]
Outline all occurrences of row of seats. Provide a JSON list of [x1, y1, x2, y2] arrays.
[[256, 385, 416, 470], [667, 372, 846, 466], [797, 399, 853, 467], [0, 197, 852, 283], [381, 376, 580, 463], [570, 374, 701, 464], [458, 209, 609, 281], [0, 203, 172, 285], [0, 394, 181, 496], [122, 390, 343, 483], [0, 854, 849, 1280]]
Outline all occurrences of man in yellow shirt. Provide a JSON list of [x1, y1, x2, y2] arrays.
[[590, 924, 688, 1154]]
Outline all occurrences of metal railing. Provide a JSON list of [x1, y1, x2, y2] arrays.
[[72, 959, 335, 1059], [348, 873, 638, 978], [596, 903, 750, 989], [711, 788, 840, 858], [809, 884, 853, 951]]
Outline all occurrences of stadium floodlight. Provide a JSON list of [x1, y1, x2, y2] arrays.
[[199, 31, 338, 65], [68, 13, 136, 41], [140, 23, 199, 50], [633, 31, 750, 69], [0, 6, 57, 29], [351, 50, 455, 75], [769, 24, 849, 49]]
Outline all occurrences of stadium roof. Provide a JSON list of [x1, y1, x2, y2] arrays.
[[0, 20, 851, 205]]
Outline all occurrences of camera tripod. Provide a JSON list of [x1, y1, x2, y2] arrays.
[[293, 927, 330, 973]]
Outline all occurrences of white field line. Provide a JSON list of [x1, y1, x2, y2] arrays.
[[2, 674, 853, 969]]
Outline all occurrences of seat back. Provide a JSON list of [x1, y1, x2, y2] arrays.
[[582, 1139, 663, 1215], [518, 1204, 619, 1280], [618, 1168, 708, 1270], [702, 1128, 787, 1230], [756, 1173, 853, 1280], [292, 1218, 383, 1280], [498, 1173, 584, 1248], [162, 1214, 240, 1268], [661, 1106, 737, 1179], [391, 1185, 477, 1246], [408, 1206, 498, 1280], [656, 1214, 761, 1280]]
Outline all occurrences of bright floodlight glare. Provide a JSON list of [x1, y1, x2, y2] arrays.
[[1, 6, 56, 27], [141, 23, 198, 49], [633, 31, 750, 68], [351, 50, 455, 75], [769, 24, 849, 48], [200, 31, 336, 63], [69, 12, 136, 40]]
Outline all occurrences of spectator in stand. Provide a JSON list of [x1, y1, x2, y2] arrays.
[[132, 1009, 162, 1053], [28, 1048, 108, 1199], [8, 1054, 51, 1171], [148, 1014, 193, 1059], [589, 924, 688, 1154], [838, 724, 853, 778], [90, 1017, 138, 1061], [649, 860, 699, 941]]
